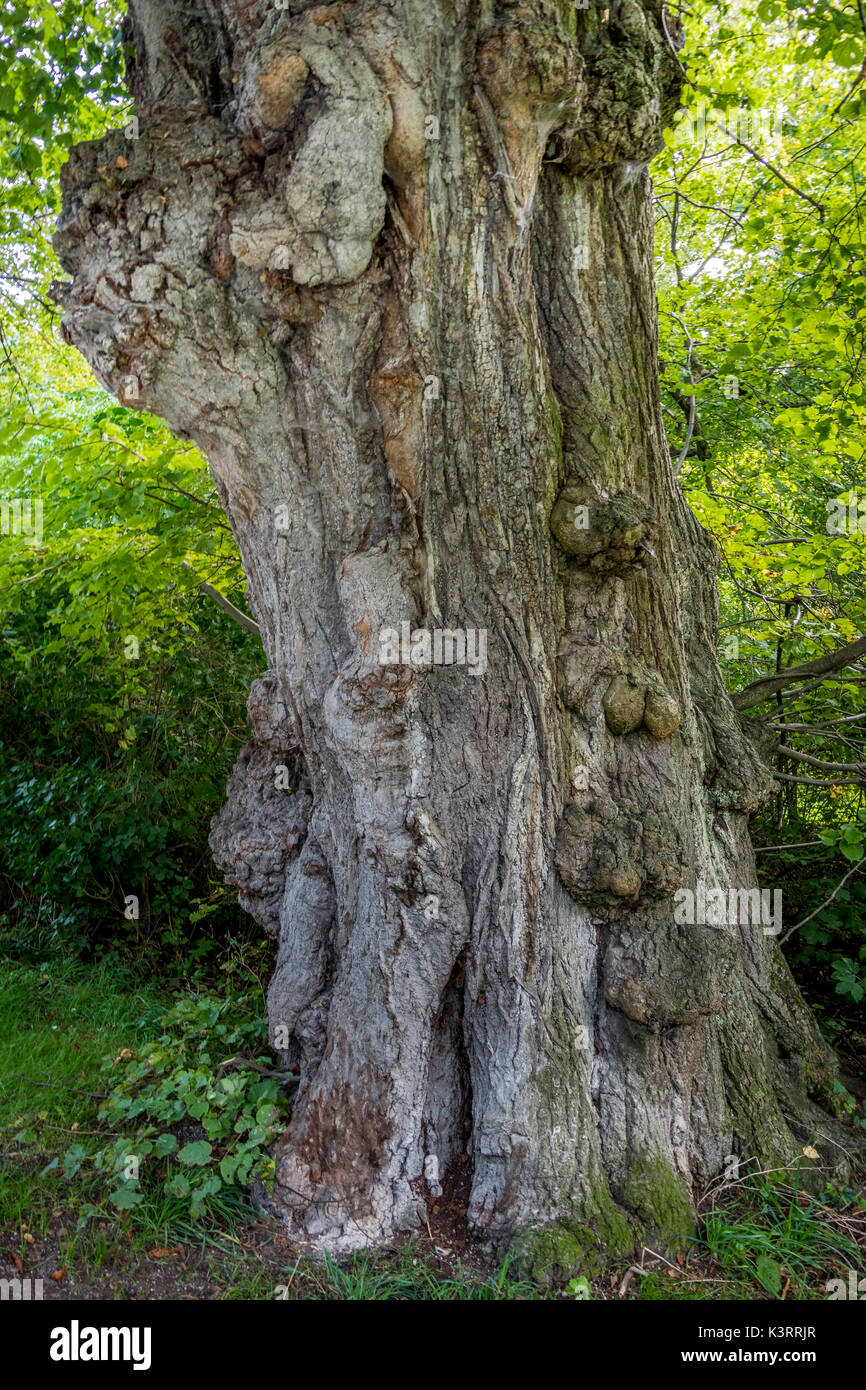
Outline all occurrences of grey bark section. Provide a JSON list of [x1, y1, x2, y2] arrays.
[[209, 670, 310, 937], [53, 0, 860, 1263]]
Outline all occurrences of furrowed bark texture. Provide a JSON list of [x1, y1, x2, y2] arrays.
[[53, 0, 859, 1271]]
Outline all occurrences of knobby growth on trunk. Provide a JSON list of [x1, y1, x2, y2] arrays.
[[53, 0, 862, 1276]]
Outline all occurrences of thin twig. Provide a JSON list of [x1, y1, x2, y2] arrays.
[[753, 840, 823, 854], [781, 857, 866, 944]]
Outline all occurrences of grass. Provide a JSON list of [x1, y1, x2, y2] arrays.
[[1, 955, 864, 1300], [692, 1172, 866, 1298], [0, 957, 167, 1240], [215, 1246, 542, 1301]]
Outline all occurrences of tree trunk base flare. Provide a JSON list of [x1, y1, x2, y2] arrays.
[[53, 1, 863, 1280]]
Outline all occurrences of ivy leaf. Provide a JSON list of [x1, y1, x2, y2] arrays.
[[832, 958, 864, 1002], [62, 1144, 88, 1178]]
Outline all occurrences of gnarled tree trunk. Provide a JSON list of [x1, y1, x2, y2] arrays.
[[53, 0, 857, 1276]]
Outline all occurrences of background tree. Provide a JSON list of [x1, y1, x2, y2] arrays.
[[38, 0, 866, 1272], [0, 1, 261, 960], [654, 0, 866, 1019]]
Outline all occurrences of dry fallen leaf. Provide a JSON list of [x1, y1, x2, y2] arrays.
[[147, 1246, 181, 1259], [51, 1267, 68, 1282], [9, 1251, 24, 1274]]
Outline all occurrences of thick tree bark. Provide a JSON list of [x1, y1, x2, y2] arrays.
[[53, 0, 860, 1275]]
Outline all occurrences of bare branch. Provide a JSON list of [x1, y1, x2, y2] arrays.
[[732, 635, 866, 711], [781, 747, 866, 774], [753, 841, 823, 854], [182, 562, 261, 636], [781, 858, 866, 945], [768, 713, 866, 731], [773, 771, 866, 787]]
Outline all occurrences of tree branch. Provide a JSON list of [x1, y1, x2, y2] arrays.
[[753, 840, 823, 854], [181, 562, 261, 636], [781, 858, 866, 945], [773, 771, 866, 787], [780, 746, 866, 774], [732, 635, 866, 711], [720, 125, 826, 220], [768, 713, 866, 731]]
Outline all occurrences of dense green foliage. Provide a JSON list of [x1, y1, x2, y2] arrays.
[[654, 0, 866, 1003], [0, 3, 260, 958], [80, 989, 288, 1215], [0, 357, 260, 957]]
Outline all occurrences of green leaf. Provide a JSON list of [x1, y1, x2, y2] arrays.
[[62, 1144, 88, 1178], [219, 1154, 240, 1183], [110, 1186, 144, 1210], [177, 1139, 213, 1166], [755, 1255, 782, 1296]]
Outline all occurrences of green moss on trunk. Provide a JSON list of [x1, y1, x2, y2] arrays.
[[617, 1151, 695, 1249], [511, 1191, 638, 1288]]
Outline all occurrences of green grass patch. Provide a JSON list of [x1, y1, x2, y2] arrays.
[[687, 1172, 866, 1299], [0, 958, 166, 1239]]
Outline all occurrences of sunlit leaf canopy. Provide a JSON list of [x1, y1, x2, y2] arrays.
[[653, 2, 866, 785], [0, 1, 126, 299], [0, 0, 248, 723]]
